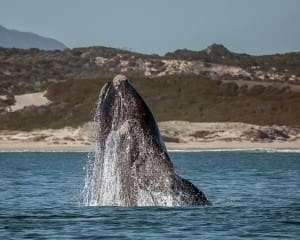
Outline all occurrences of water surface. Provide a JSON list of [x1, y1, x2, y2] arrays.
[[0, 152, 299, 239]]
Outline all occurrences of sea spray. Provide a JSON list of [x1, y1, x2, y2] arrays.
[[82, 75, 209, 206]]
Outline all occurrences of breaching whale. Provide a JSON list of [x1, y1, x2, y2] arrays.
[[83, 74, 210, 206]]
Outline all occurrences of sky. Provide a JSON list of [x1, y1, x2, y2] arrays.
[[0, 0, 299, 55]]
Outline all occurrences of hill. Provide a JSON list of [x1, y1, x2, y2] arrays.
[[166, 44, 300, 77], [1, 75, 299, 130], [0, 45, 299, 95], [0, 25, 67, 50], [0, 44, 299, 130]]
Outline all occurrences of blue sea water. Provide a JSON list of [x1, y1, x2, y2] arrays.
[[0, 151, 299, 239]]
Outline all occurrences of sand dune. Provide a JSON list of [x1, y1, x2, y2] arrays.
[[8, 91, 51, 112], [0, 121, 299, 151]]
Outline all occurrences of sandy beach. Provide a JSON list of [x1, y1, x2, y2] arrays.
[[0, 121, 299, 152], [0, 141, 299, 152]]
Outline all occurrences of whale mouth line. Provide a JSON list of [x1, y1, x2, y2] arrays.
[[83, 75, 210, 207]]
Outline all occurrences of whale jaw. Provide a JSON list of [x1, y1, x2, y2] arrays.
[[83, 75, 210, 206]]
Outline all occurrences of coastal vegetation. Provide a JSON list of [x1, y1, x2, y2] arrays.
[[0, 44, 299, 95], [1, 75, 299, 130]]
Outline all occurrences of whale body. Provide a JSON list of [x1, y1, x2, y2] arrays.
[[83, 74, 210, 206]]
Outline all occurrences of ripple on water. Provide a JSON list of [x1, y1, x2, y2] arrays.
[[0, 152, 299, 239]]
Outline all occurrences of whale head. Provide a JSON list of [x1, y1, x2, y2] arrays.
[[84, 74, 210, 207], [95, 74, 166, 152]]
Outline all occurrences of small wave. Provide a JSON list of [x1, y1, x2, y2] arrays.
[[0, 148, 299, 153], [0, 149, 89, 153], [168, 148, 300, 153]]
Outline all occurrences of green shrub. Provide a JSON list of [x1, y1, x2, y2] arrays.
[[0, 75, 299, 130]]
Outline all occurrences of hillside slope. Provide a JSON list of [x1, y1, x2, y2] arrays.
[[0, 25, 67, 50], [1, 76, 299, 130], [166, 44, 300, 75], [0, 45, 299, 94]]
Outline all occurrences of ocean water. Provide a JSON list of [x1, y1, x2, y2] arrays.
[[0, 151, 299, 239]]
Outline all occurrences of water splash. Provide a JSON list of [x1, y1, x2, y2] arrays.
[[82, 75, 210, 207], [82, 93, 174, 206], [82, 118, 174, 206]]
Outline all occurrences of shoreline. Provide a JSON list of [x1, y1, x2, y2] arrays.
[[1, 150, 299, 153], [0, 141, 299, 152], [0, 121, 299, 153]]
